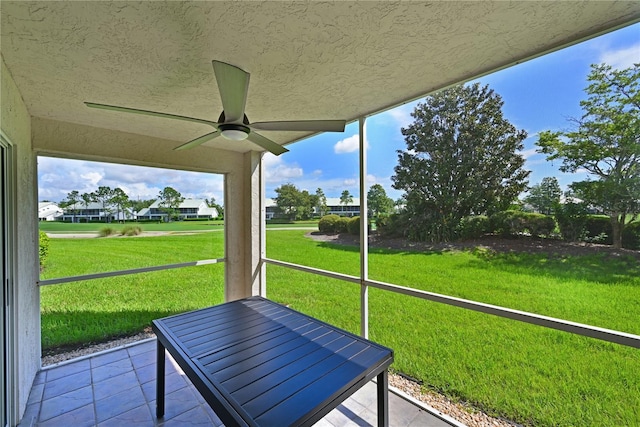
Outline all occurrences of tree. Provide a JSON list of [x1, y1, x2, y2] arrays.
[[111, 188, 130, 222], [367, 184, 394, 218], [315, 188, 328, 217], [340, 190, 353, 215], [158, 187, 184, 222], [80, 192, 93, 223], [93, 186, 115, 223], [274, 183, 302, 220], [205, 197, 223, 217], [64, 190, 81, 223], [524, 177, 562, 215], [392, 83, 529, 242], [537, 64, 639, 248]]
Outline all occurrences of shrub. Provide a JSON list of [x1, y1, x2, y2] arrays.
[[524, 213, 556, 238], [38, 230, 49, 267], [456, 215, 489, 240], [335, 217, 351, 233], [347, 216, 360, 235], [376, 213, 405, 237], [183, 217, 210, 222], [622, 221, 640, 250], [99, 227, 115, 237], [489, 211, 527, 237], [318, 214, 340, 233], [554, 202, 588, 242], [121, 225, 142, 236], [584, 216, 612, 244]]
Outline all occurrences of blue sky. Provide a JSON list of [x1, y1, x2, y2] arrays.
[[39, 23, 639, 204]]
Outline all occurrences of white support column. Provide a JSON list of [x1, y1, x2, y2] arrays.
[[359, 117, 369, 339], [259, 153, 267, 298], [224, 151, 263, 301]]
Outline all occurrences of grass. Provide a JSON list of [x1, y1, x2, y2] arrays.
[[40, 229, 640, 426], [39, 220, 224, 233]]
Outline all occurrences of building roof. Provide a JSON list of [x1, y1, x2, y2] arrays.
[[2, 2, 637, 156], [147, 198, 206, 209]]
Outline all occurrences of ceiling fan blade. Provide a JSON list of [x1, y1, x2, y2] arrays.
[[246, 131, 289, 156], [85, 102, 218, 127], [212, 61, 249, 123], [173, 131, 220, 151], [251, 120, 346, 132]]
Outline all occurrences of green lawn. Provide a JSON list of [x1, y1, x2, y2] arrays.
[[39, 220, 224, 233], [40, 229, 640, 426]]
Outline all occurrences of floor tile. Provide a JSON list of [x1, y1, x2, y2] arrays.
[[45, 359, 90, 382], [95, 384, 146, 423], [91, 357, 134, 383], [134, 363, 156, 385], [159, 405, 214, 426], [131, 348, 157, 370], [97, 404, 155, 427], [38, 385, 94, 422], [36, 403, 95, 427], [93, 370, 139, 401], [42, 369, 91, 400], [90, 348, 128, 369], [126, 339, 156, 357]]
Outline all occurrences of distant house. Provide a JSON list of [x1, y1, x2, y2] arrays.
[[265, 197, 360, 220], [38, 202, 63, 221], [325, 197, 360, 217], [62, 201, 135, 222], [136, 199, 218, 221]]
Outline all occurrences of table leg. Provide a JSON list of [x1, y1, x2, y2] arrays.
[[377, 370, 389, 427], [156, 340, 166, 418]]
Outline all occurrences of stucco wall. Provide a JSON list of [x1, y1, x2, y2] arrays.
[[1, 56, 40, 423]]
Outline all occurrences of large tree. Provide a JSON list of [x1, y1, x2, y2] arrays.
[[64, 190, 81, 223], [367, 184, 394, 218], [93, 186, 115, 223], [158, 187, 184, 222], [339, 190, 353, 215], [392, 83, 529, 242], [537, 64, 639, 248], [111, 187, 130, 222], [274, 183, 303, 220], [315, 188, 328, 217], [525, 177, 562, 215]]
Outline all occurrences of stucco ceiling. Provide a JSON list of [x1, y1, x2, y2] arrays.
[[1, 1, 639, 154]]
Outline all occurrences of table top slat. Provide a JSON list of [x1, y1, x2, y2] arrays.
[[196, 317, 317, 366], [217, 329, 344, 393], [203, 326, 333, 384]]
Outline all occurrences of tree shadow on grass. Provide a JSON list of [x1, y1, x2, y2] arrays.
[[462, 248, 638, 286]]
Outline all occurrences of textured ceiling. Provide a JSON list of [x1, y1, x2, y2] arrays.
[[1, 1, 639, 154]]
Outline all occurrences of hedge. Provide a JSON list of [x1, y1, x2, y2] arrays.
[[318, 214, 340, 233], [38, 230, 49, 267]]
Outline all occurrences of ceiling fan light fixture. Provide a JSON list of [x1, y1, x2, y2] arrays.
[[219, 124, 250, 141]]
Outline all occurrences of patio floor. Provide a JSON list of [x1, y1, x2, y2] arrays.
[[18, 339, 460, 427]]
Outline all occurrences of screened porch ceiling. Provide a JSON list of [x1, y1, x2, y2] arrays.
[[1, 1, 638, 157]]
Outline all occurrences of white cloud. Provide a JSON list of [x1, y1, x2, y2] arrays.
[[334, 134, 360, 154], [387, 104, 414, 128], [333, 134, 370, 154], [263, 153, 304, 183], [600, 43, 640, 70]]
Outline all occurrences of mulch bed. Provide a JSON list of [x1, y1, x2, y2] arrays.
[[307, 231, 640, 261]]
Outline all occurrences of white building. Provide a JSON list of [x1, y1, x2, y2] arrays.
[[37, 202, 63, 221], [62, 201, 135, 222], [265, 197, 360, 220], [137, 199, 218, 221]]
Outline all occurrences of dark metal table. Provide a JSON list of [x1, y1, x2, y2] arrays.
[[152, 296, 394, 427]]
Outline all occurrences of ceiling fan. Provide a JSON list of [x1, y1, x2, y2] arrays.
[[85, 60, 346, 156]]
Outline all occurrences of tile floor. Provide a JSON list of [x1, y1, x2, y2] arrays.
[[19, 339, 458, 427]]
